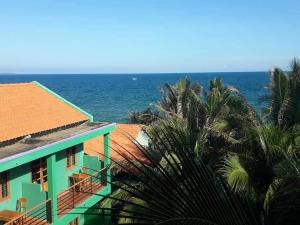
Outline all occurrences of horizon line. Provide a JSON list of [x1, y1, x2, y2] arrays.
[[0, 70, 269, 75]]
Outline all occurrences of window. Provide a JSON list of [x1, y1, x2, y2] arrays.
[[31, 158, 47, 191], [0, 171, 9, 200], [66, 147, 76, 168], [68, 217, 79, 225]]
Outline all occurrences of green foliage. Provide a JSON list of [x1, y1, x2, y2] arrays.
[[147, 77, 259, 169], [221, 155, 251, 193], [262, 58, 300, 129], [100, 129, 260, 225], [278, 59, 300, 129], [128, 107, 160, 125], [157, 77, 203, 118], [261, 68, 287, 124]]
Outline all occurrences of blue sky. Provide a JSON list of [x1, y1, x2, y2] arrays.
[[0, 0, 299, 73]]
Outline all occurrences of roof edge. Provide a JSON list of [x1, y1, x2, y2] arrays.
[[32, 81, 94, 122], [0, 122, 116, 172]]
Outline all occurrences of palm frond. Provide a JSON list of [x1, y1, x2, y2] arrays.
[[220, 154, 251, 193], [98, 126, 260, 225], [278, 59, 300, 129], [262, 68, 288, 124]]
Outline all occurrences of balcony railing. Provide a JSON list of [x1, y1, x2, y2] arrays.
[[57, 167, 108, 216], [4, 199, 52, 225]]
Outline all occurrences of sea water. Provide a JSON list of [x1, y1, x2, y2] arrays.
[[0, 72, 268, 122]]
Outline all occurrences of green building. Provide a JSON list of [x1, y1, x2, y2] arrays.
[[0, 82, 116, 225]]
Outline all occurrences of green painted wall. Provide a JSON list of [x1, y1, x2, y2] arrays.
[[22, 183, 47, 209], [83, 155, 102, 175], [104, 134, 111, 193], [0, 162, 50, 213], [0, 164, 31, 211], [47, 153, 58, 223], [55, 144, 84, 194]]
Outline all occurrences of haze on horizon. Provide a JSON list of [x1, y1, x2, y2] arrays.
[[0, 0, 299, 74]]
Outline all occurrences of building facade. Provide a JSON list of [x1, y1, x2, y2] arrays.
[[0, 82, 116, 225]]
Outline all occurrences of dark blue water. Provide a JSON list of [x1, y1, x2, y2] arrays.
[[0, 72, 268, 122]]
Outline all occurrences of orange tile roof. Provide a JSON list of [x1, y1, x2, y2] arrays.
[[84, 124, 147, 162], [0, 82, 89, 143]]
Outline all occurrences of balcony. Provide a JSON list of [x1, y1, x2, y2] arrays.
[[3, 199, 52, 225], [57, 167, 108, 216]]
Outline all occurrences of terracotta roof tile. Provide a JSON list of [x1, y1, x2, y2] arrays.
[[0, 82, 88, 142], [84, 124, 147, 162]]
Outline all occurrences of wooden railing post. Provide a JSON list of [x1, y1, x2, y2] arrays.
[[90, 176, 93, 193], [72, 187, 75, 208]]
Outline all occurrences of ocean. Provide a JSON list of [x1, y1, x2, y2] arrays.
[[0, 72, 268, 123]]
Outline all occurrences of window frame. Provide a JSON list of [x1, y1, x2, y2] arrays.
[[0, 171, 10, 202], [66, 146, 77, 169], [31, 158, 48, 191]]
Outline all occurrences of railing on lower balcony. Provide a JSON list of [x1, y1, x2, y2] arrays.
[[57, 167, 108, 216], [4, 199, 52, 225]]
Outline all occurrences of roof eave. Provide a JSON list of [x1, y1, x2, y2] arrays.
[[0, 123, 116, 173]]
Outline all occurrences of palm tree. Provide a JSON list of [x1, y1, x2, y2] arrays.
[[278, 59, 300, 129], [261, 68, 287, 124], [220, 124, 300, 225], [157, 77, 203, 118], [89, 122, 299, 225], [148, 77, 259, 167], [262, 58, 300, 129], [128, 107, 160, 125], [97, 128, 260, 225], [220, 59, 300, 225]]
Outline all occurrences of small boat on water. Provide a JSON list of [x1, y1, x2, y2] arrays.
[[132, 77, 137, 81]]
